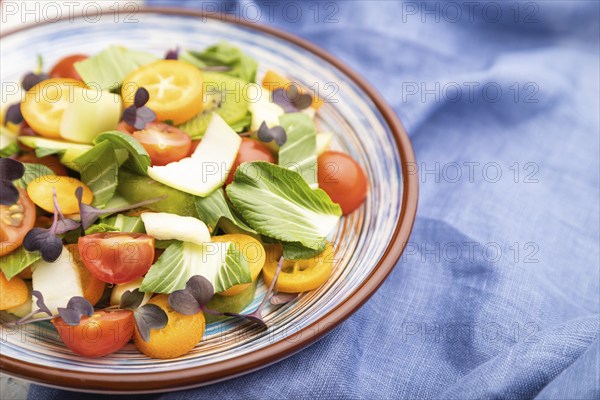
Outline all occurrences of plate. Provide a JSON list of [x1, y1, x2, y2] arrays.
[[0, 8, 417, 394]]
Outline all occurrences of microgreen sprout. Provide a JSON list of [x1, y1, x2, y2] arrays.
[[122, 87, 156, 130], [75, 186, 166, 230], [21, 55, 49, 91], [0, 158, 25, 205], [4, 291, 53, 326], [270, 292, 299, 305], [57, 297, 94, 326], [165, 47, 179, 60], [257, 121, 287, 147], [23, 188, 79, 262], [133, 304, 168, 342], [3, 103, 24, 126], [272, 85, 313, 112]]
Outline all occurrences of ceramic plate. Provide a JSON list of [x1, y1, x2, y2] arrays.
[[0, 8, 417, 394]]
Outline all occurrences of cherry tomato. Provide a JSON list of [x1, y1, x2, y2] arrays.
[[16, 153, 68, 176], [189, 140, 201, 156], [0, 189, 36, 257], [78, 233, 155, 284], [226, 138, 275, 185], [116, 121, 135, 135], [52, 310, 134, 358], [17, 121, 37, 152], [49, 54, 87, 80], [317, 151, 368, 215], [132, 122, 191, 166], [262, 243, 334, 293]]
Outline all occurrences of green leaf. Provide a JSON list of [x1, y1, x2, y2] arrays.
[[13, 163, 55, 189], [140, 241, 251, 294], [0, 247, 41, 280], [94, 131, 151, 175], [35, 147, 60, 157], [1, 126, 19, 157], [182, 41, 258, 83], [63, 223, 118, 243], [0, 142, 19, 157], [226, 161, 341, 249], [155, 239, 179, 249], [85, 223, 118, 234], [74, 46, 157, 90], [194, 188, 256, 234], [103, 214, 145, 233], [283, 240, 327, 260], [74, 140, 119, 207], [278, 113, 318, 188]]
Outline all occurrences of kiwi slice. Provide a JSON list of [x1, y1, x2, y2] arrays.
[[179, 72, 250, 139]]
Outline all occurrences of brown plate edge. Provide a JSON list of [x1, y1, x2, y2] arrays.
[[0, 7, 419, 394]]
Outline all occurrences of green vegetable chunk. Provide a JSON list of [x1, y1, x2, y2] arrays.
[[117, 169, 198, 217]]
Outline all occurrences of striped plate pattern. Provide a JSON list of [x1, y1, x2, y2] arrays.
[[0, 13, 403, 375]]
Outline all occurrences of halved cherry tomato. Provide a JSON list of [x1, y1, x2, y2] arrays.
[[189, 140, 201, 156], [16, 153, 68, 176], [317, 151, 368, 215], [132, 122, 191, 166], [78, 233, 155, 284], [226, 138, 275, 185], [122, 60, 204, 124], [116, 121, 135, 134], [21, 78, 85, 138], [0, 189, 36, 257], [49, 54, 87, 80], [52, 310, 134, 358], [262, 243, 334, 293]]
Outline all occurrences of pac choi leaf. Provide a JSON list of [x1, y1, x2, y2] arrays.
[[226, 162, 341, 249], [277, 113, 318, 188], [74, 46, 157, 90], [140, 241, 252, 294]]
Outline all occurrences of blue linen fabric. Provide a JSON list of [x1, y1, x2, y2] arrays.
[[29, 1, 599, 399]]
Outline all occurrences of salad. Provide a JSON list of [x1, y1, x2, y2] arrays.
[[0, 42, 368, 359]]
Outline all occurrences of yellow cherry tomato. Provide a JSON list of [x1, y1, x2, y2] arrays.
[[262, 243, 335, 293], [121, 60, 204, 125], [212, 234, 266, 297], [26, 175, 93, 214], [133, 294, 205, 359], [21, 78, 85, 138], [0, 272, 29, 310]]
